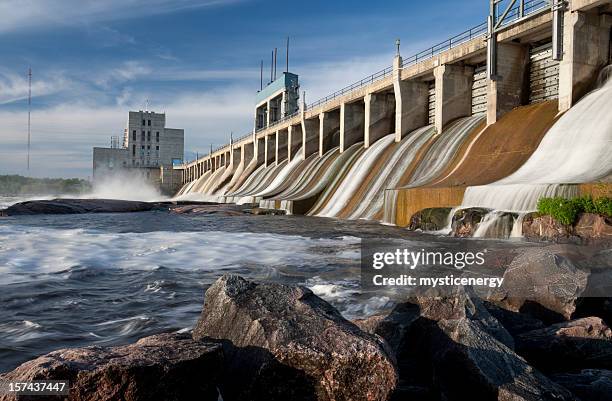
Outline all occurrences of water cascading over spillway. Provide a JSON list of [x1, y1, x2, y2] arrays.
[[255, 148, 305, 198], [343, 126, 435, 220], [311, 135, 397, 218], [380, 115, 487, 225], [463, 67, 612, 212]]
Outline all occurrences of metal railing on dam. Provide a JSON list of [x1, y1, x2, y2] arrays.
[[184, 0, 552, 168]]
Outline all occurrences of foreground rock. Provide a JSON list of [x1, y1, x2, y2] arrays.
[[2, 199, 165, 216], [193, 275, 397, 401], [0, 333, 222, 401], [550, 369, 612, 401], [358, 289, 572, 401], [515, 316, 612, 372], [487, 247, 589, 321]]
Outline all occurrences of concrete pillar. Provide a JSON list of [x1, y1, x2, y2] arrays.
[[559, 10, 612, 112], [276, 129, 288, 164], [434, 64, 474, 133], [319, 110, 341, 156], [340, 101, 365, 152], [364, 91, 395, 147], [301, 117, 319, 158], [392, 56, 429, 142], [243, 142, 254, 165], [232, 146, 241, 167], [255, 137, 265, 166], [486, 42, 529, 125], [265, 134, 276, 167], [287, 125, 302, 161]]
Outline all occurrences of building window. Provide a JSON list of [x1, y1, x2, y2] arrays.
[[156, 145, 159, 150], [132, 130, 136, 140], [141, 131, 145, 141], [141, 145, 145, 149], [147, 145, 150, 150], [148, 119, 151, 126], [132, 144, 136, 156], [147, 131, 151, 141], [142, 119, 145, 126], [156, 132, 159, 142]]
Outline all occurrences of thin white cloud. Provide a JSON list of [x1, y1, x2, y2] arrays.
[[0, 0, 244, 34], [0, 69, 73, 105]]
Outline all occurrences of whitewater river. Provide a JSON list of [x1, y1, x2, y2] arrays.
[[0, 196, 605, 373]]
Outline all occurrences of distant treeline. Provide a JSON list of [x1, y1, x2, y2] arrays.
[[0, 175, 91, 195]]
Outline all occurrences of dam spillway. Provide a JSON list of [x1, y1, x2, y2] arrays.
[[174, 0, 612, 234]]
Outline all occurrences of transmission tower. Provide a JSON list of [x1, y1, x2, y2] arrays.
[[27, 67, 32, 172]]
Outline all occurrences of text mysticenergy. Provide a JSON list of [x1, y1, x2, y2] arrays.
[[372, 274, 504, 288]]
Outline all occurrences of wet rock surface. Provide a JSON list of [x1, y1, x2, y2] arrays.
[[0, 333, 223, 401], [193, 274, 397, 401], [550, 369, 612, 401], [450, 207, 490, 237], [2, 199, 166, 216], [515, 316, 612, 372]]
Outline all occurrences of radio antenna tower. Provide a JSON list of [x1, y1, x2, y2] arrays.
[[27, 67, 32, 172]]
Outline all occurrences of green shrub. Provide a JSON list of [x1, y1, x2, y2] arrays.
[[537, 196, 612, 225], [594, 197, 612, 216]]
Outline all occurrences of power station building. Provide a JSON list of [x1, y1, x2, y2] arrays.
[[93, 111, 184, 194]]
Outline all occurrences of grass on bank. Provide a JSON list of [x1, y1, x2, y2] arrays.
[[0, 175, 91, 196], [537, 196, 612, 225]]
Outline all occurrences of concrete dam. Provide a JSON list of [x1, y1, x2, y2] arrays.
[[174, 0, 612, 235]]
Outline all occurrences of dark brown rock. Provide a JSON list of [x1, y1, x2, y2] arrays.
[[515, 317, 612, 372], [193, 275, 397, 401], [0, 333, 222, 401], [550, 369, 612, 401], [3, 199, 162, 216], [409, 207, 452, 231], [487, 247, 589, 321], [522, 212, 612, 243], [450, 207, 491, 237]]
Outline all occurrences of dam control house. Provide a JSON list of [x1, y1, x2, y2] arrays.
[[93, 111, 184, 194]]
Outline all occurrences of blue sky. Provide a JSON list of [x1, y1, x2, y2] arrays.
[[0, 0, 487, 178]]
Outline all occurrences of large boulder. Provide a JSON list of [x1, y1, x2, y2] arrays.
[[550, 369, 612, 401], [0, 333, 222, 401], [487, 247, 589, 321], [515, 316, 612, 372], [192, 275, 397, 401], [3, 199, 163, 216]]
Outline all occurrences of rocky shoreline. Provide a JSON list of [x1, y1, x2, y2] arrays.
[[2, 269, 610, 401]]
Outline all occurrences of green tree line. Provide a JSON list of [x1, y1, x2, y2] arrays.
[[0, 175, 91, 195]]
